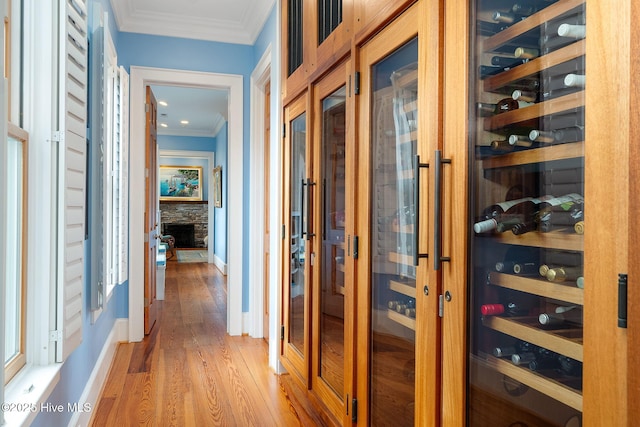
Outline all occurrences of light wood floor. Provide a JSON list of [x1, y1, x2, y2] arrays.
[[91, 261, 331, 426]]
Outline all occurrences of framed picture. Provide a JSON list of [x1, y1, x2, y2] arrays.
[[159, 166, 203, 201], [213, 166, 222, 208]]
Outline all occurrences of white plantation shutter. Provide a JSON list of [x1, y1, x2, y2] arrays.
[[57, 0, 88, 361], [117, 67, 130, 283]]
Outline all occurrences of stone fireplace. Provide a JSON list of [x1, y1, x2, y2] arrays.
[[160, 201, 208, 248]]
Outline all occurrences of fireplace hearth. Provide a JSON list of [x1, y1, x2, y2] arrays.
[[163, 223, 195, 248]]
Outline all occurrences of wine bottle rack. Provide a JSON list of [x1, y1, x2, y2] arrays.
[[489, 272, 583, 306], [472, 0, 586, 419], [484, 356, 583, 411], [482, 316, 583, 361]]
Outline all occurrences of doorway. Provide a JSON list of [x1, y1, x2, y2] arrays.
[[129, 67, 244, 341]]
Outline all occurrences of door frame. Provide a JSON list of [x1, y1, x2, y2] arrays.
[[130, 66, 244, 340], [249, 45, 272, 340]]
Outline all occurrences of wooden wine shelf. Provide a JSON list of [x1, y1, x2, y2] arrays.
[[336, 263, 345, 273], [483, 0, 585, 53], [336, 284, 345, 296], [389, 251, 413, 266], [489, 272, 583, 306], [485, 356, 583, 412], [387, 309, 416, 330], [482, 141, 584, 169], [483, 39, 586, 94], [484, 91, 585, 132], [483, 316, 583, 362], [390, 279, 417, 298], [495, 231, 583, 251]]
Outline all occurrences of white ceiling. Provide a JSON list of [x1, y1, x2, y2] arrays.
[[111, 0, 275, 138], [110, 0, 275, 44], [151, 85, 228, 138]]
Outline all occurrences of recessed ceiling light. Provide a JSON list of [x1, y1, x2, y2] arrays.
[[158, 100, 168, 107], [180, 120, 189, 125], [160, 123, 168, 128]]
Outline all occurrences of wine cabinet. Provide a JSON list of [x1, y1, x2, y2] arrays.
[[279, 0, 632, 424], [468, 0, 587, 424]]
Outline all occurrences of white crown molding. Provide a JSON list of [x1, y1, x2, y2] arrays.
[[110, 0, 275, 45]]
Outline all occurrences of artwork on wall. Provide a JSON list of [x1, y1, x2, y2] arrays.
[[213, 166, 222, 208], [159, 166, 203, 201]]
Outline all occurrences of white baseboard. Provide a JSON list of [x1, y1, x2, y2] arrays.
[[213, 254, 227, 275], [69, 319, 129, 427], [243, 312, 250, 335]]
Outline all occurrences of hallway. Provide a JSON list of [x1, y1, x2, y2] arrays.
[[91, 262, 329, 426]]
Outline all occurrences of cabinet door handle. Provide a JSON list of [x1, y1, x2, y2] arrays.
[[300, 178, 306, 239], [434, 150, 451, 270], [304, 178, 316, 240], [413, 155, 429, 266]]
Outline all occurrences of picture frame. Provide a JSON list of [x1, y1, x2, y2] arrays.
[[213, 166, 222, 208], [159, 166, 203, 201]]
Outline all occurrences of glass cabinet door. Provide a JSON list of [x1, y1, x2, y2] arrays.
[[311, 60, 351, 423], [468, 0, 586, 425], [282, 94, 310, 379], [358, 13, 422, 426]]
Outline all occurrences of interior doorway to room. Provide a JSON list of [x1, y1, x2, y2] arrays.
[[130, 67, 245, 341]]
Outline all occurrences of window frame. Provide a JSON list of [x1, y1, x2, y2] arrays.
[[3, 123, 27, 385]]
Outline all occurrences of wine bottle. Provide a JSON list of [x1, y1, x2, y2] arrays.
[[474, 197, 547, 234], [479, 65, 507, 79], [513, 262, 538, 275], [558, 355, 583, 376], [481, 301, 531, 317], [529, 347, 560, 371], [514, 47, 540, 59], [546, 266, 582, 282], [537, 199, 584, 232], [492, 11, 526, 25], [476, 98, 520, 116], [564, 73, 586, 88], [558, 23, 586, 39], [512, 89, 538, 103], [492, 346, 517, 358], [490, 56, 529, 68], [539, 305, 582, 326], [576, 276, 584, 289], [529, 126, 584, 144], [574, 220, 584, 235], [508, 134, 534, 147], [495, 261, 516, 273], [512, 352, 536, 366]]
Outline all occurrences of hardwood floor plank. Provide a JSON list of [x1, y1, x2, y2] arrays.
[[92, 262, 327, 426]]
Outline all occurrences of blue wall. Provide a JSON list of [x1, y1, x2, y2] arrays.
[[158, 134, 215, 152]]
